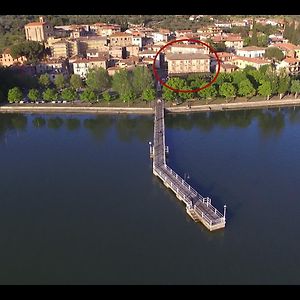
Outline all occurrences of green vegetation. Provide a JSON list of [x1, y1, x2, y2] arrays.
[[264, 47, 285, 61], [70, 74, 84, 90], [28, 88, 40, 102], [54, 74, 66, 90], [10, 40, 47, 63], [42, 88, 58, 102], [8, 87, 23, 103], [39, 74, 51, 88]]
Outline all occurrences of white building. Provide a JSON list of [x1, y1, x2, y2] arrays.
[[132, 36, 143, 49], [138, 50, 160, 68], [236, 46, 266, 58], [152, 32, 169, 43]]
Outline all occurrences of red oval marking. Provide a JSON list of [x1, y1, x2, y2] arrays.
[[152, 38, 221, 93]]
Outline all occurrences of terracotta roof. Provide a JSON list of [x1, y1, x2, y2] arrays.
[[237, 46, 266, 51], [272, 43, 298, 51], [110, 32, 132, 37], [167, 53, 210, 60], [216, 52, 234, 57], [170, 44, 205, 49], [283, 57, 300, 64], [138, 50, 156, 55], [25, 22, 46, 27], [232, 55, 270, 64], [221, 63, 238, 69]]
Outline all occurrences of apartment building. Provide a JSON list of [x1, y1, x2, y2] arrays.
[[110, 32, 133, 47], [167, 53, 210, 75]]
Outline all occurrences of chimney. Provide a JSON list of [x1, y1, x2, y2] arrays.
[[39, 16, 45, 23]]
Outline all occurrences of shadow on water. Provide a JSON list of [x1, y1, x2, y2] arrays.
[[47, 117, 64, 130], [115, 114, 153, 143]]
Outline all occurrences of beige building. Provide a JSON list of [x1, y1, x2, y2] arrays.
[[78, 36, 108, 55], [220, 63, 238, 73], [25, 16, 53, 42], [276, 57, 300, 75], [169, 44, 209, 55], [94, 24, 121, 37], [0, 48, 27, 67], [232, 56, 270, 70], [167, 53, 210, 75], [47, 38, 79, 58], [109, 46, 125, 59], [110, 32, 133, 47], [126, 45, 140, 57]]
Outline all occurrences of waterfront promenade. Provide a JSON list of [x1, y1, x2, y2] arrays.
[[1, 97, 300, 114], [150, 99, 226, 231]]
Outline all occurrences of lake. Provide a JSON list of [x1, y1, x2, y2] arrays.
[[0, 107, 300, 284]]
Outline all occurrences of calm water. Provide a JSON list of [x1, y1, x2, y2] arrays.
[[0, 108, 300, 284]]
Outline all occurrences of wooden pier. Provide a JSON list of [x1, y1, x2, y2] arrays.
[[150, 99, 226, 231]]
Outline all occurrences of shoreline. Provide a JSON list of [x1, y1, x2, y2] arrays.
[[1, 97, 300, 115]]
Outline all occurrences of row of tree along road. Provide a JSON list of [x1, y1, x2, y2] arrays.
[[3, 64, 300, 105]]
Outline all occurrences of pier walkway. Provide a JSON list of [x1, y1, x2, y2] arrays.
[[150, 99, 226, 231]]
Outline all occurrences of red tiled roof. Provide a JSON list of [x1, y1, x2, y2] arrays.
[[110, 32, 132, 37], [283, 57, 300, 64], [232, 55, 270, 64], [25, 22, 46, 27], [272, 43, 298, 51]]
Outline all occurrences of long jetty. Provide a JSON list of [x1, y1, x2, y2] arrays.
[[150, 99, 226, 231]]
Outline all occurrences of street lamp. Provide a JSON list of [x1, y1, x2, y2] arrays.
[[223, 204, 227, 221]]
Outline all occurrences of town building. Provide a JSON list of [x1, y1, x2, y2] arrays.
[[24, 16, 53, 42], [220, 63, 238, 73], [78, 36, 108, 55], [168, 44, 210, 55], [0, 48, 27, 67], [236, 46, 266, 58], [166, 53, 210, 75], [231, 56, 270, 70], [109, 32, 133, 47], [276, 57, 300, 75], [72, 57, 108, 78]]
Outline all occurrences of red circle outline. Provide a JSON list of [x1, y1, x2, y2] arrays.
[[152, 38, 221, 93]]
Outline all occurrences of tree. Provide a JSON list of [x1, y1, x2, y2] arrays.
[[231, 71, 247, 86], [102, 90, 112, 102], [28, 88, 40, 102], [250, 19, 258, 46], [238, 79, 256, 98], [112, 69, 135, 102], [264, 47, 284, 61], [61, 88, 77, 101], [54, 74, 65, 90], [42, 88, 58, 102], [122, 90, 136, 103], [198, 83, 218, 104], [258, 80, 272, 100], [278, 73, 291, 99], [291, 80, 300, 98], [132, 66, 154, 96], [86, 67, 111, 92], [80, 89, 97, 102], [257, 34, 268, 47], [10, 40, 46, 63], [39, 74, 51, 88], [162, 86, 176, 102], [7, 87, 22, 103], [142, 88, 156, 102], [219, 82, 236, 101], [212, 42, 226, 52], [70, 74, 84, 90]]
